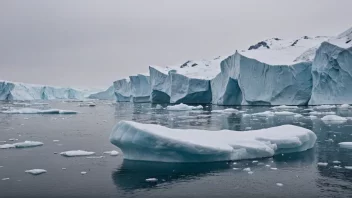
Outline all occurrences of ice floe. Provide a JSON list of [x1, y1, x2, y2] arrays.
[[25, 169, 47, 175], [338, 142, 352, 149], [0, 141, 43, 149], [1, 108, 78, 114], [166, 103, 203, 111], [60, 150, 95, 157]]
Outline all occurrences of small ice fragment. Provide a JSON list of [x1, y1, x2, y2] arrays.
[[233, 162, 237, 165], [25, 169, 47, 175], [86, 156, 104, 159], [321, 115, 347, 124], [276, 183, 283, 187], [81, 171, 87, 175], [317, 162, 328, 166], [2, 178, 10, 181], [333, 161, 341, 164], [325, 139, 334, 143], [265, 165, 271, 167], [333, 166, 342, 169], [248, 171, 254, 174], [1, 141, 43, 149], [62, 168, 66, 170], [166, 103, 202, 111], [0, 166, 3, 168], [103, 150, 119, 156], [8, 138, 18, 141], [339, 104, 350, 109], [270, 168, 278, 170], [53, 140, 60, 142], [252, 160, 258, 163], [345, 166, 352, 170], [145, 178, 158, 182], [245, 127, 252, 130], [232, 168, 239, 170], [60, 150, 95, 157], [243, 168, 251, 172], [338, 142, 352, 149]]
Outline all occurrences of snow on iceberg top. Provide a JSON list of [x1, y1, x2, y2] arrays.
[[151, 56, 226, 80], [239, 36, 330, 65], [327, 26, 352, 49]]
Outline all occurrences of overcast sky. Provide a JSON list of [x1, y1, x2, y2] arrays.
[[0, 0, 351, 88]]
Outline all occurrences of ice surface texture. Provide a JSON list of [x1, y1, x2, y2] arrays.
[[110, 121, 316, 163]]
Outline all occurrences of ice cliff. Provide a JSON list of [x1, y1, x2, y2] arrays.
[[149, 59, 223, 104], [88, 85, 115, 100], [113, 75, 151, 103], [0, 81, 85, 101], [113, 79, 131, 102], [309, 27, 352, 105]]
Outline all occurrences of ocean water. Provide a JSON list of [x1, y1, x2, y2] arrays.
[[1, 101, 352, 198]]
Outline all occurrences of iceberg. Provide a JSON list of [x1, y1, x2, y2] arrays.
[[1, 108, 77, 114], [113, 79, 131, 102], [149, 59, 222, 104], [0, 81, 86, 101], [309, 27, 352, 105], [88, 86, 115, 100], [129, 75, 151, 103], [211, 54, 242, 105], [110, 121, 317, 162]]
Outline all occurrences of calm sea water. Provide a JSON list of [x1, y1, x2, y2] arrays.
[[1, 101, 352, 198]]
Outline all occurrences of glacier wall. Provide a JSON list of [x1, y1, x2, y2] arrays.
[[149, 66, 211, 104], [0, 81, 85, 101], [238, 55, 313, 105], [88, 85, 116, 100], [211, 52, 242, 105], [309, 42, 352, 105], [129, 75, 151, 103], [113, 79, 131, 102]]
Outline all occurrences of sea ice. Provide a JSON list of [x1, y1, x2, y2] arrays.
[[321, 115, 347, 124], [271, 105, 298, 110], [103, 150, 119, 156], [276, 183, 283, 187], [110, 121, 317, 162], [60, 150, 95, 157], [339, 142, 352, 149], [317, 162, 328, 166], [145, 178, 158, 182], [345, 166, 352, 170], [1, 108, 78, 114], [25, 169, 47, 175], [166, 103, 203, 111], [0, 141, 43, 149]]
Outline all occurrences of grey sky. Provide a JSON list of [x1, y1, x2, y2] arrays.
[[0, 0, 351, 88]]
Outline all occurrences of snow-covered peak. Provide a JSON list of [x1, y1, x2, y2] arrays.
[[151, 56, 226, 80], [328, 26, 352, 49], [240, 36, 330, 65]]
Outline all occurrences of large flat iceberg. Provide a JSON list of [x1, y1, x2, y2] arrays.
[[110, 121, 317, 162], [0, 81, 86, 101]]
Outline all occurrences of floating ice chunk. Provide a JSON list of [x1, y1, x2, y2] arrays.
[[166, 103, 203, 111], [276, 183, 283, 187], [0, 141, 6, 143], [145, 178, 158, 182], [248, 171, 254, 174], [81, 171, 87, 175], [1, 108, 78, 114], [60, 150, 95, 157], [103, 150, 119, 156], [270, 168, 278, 170], [265, 165, 271, 167], [294, 114, 303, 118], [245, 127, 252, 130], [243, 168, 251, 172], [321, 115, 347, 124], [252, 111, 275, 117], [155, 104, 164, 109], [8, 138, 18, 141], [79, 102, 96, 107], [86, 156, 104, 159], [333, 161, 341, 164], [2, 178, 10, 181], [53, 140, 60, 142], [252, 160, 258, 163], [309, 111, 336, 116], [339, 104, 351, 109], [274, 111, 297, 116], [25, 169, 47, 175], [339, 142, 352, 149], [325, 139, 334, 143], [309, 115, 318, 119], [232, 168, 240, 170], [317, 162, 328, 166], [272, 105, 298, 110], [345, 166, 352, 170], [333, 166, 342, 169], [0, 141, 43, 149], [62, 168, 66, 170], [110, 121, 317, 162], [314, 105, 336, 110]]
